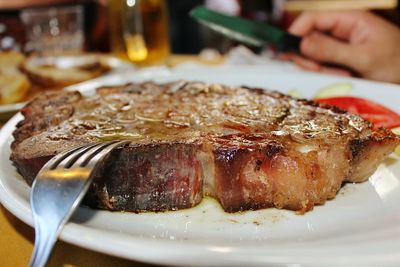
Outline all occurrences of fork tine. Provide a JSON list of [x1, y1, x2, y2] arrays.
[[40, 143, 94, 171], [72, 141, 118, 167], [75, 140, 130, 168], [87, 140, 131, 166], [56, 143, 103, 169]]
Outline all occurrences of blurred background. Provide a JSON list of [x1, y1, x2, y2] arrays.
[[0, 0, 399, 56], [1, 2, 400, 266]]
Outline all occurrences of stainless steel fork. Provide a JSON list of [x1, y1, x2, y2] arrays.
[[29, 140, 130, 267]]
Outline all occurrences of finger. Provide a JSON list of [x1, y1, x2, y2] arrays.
[[291, 54, 321, 71], [279, 51, 353, 76], [319, 65, 353, 77], [289, 11, 362, 40], [278, 52, 322, 71], [277, 52, 295, 61], [300, 32, 356, 68]]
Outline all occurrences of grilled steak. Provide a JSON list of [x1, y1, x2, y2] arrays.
[[10, 81, 400, 213]]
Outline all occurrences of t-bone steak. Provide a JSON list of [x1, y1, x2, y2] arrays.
[[10, 81, 400, 214]]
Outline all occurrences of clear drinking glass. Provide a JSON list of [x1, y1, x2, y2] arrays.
[[20, 6, 84, 54]]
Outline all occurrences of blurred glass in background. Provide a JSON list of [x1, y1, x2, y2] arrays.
[[0, 1, 106, 54], [108, 0, 170, 65], [20, 5, 84, 54]]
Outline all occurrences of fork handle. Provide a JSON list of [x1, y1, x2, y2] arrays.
[[29, 218, 58, 267], [29, 141, 130, 267]]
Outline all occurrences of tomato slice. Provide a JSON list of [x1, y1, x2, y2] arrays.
[[314, 96, 400, 129]]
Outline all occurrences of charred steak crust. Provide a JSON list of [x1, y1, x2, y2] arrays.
[[10, 82, 400, 214], [12, 91, 82, 148]]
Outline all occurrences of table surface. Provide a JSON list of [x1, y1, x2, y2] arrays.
[[0, 54, 223, 267]]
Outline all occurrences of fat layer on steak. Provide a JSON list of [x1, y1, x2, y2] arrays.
[[10, 82, 400, 213]]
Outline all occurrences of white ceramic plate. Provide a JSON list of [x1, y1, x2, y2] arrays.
[[1, 67, 400, 267], [0, 54, 134, 120]]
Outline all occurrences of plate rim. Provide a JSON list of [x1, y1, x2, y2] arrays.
[[1, 67, 400, 266]]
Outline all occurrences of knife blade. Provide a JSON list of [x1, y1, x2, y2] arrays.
[[190, 6, 301, 52]]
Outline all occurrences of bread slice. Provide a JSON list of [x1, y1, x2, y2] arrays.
[[0, 51, 25, 74], [0, 52, 30, 104], [20, 56, 111, 88], [0, 73, 30, 105]]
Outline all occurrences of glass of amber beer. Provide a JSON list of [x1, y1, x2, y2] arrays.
[[109, 0, 170, 65]]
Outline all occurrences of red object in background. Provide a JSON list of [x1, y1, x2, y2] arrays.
[[315, 96, 400, 129]]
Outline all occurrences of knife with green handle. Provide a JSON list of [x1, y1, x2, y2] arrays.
[[190, 6, 301, 52]]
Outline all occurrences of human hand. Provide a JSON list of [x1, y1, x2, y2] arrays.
[[281, 11, 400, 83]]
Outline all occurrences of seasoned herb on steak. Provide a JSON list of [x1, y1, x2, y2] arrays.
[[10, 81, 400, 213]]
